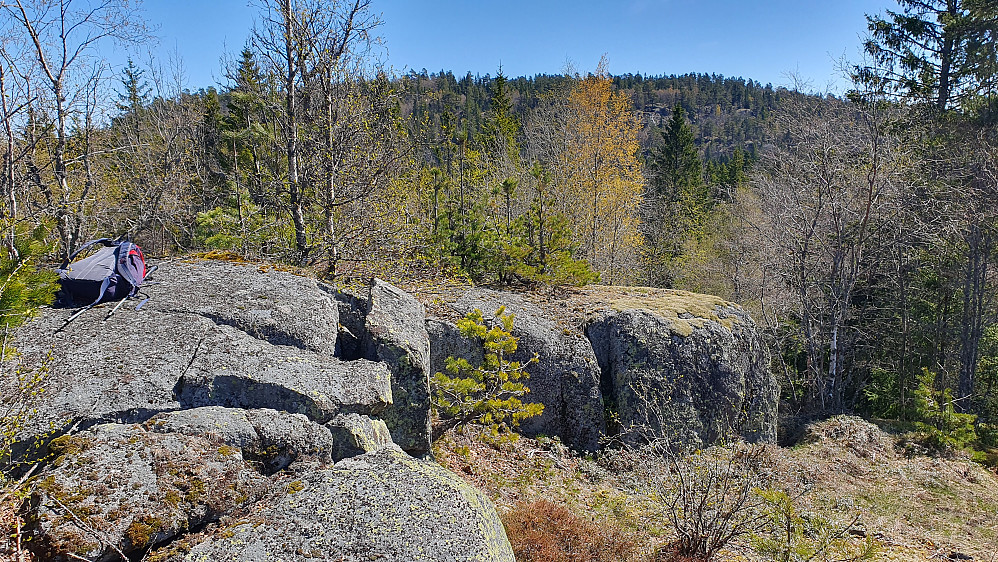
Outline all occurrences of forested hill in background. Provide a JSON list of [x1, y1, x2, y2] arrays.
[[401, 70, 788, 164]]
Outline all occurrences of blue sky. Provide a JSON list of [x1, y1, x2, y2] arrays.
[[137, 0, 897, 93]]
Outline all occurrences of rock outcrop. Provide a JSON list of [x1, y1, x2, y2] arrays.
[[28, 422, 272, 561], [12, 260, 514, 561], [13, 260, 355, 436], [9, 259, 777, 560], [165, 447, 515, 562], [145, 407, 393, 472], [422, 285, 778, 450], [361, 279, 433, 456], [172, 351, 392, 422], [586, 291, 778, 446]]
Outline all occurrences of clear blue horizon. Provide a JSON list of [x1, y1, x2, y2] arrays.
[[133, 0, 898, 94]]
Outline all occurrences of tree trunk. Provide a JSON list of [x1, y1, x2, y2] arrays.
[[958, 224, 991, 411], [936, 0, 958, 111], [0, 63, 17, 252], [282, 0, 308, 264], [324, 67, 338, 275]]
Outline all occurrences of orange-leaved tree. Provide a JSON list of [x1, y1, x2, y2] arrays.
[[556, 56, 644, 284]]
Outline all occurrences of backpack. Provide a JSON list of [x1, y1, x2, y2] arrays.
[[57, 238, 156, 323]]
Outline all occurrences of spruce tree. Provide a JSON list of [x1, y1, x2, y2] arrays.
[[859, 0, 998, 410], [861, 0, 998, 112], [645, 104, 716, 288], [651, 103, 704, 201], [116, 59, 150, 130]]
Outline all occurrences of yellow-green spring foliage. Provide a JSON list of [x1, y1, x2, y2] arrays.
[[431, 307, 543, 440], [912, 368, 978, 453], [0, 224, 59, 341], [1, 224, 59, 486], [752, 488, 877, 562]]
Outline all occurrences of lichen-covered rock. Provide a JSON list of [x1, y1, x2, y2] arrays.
[[586, 295, 777, 446], [27, 423, 271, 562], [11, 260, 527, 562], [243, 409, 338, 469], [161, 447, 515, 562], [146, 260, 340, 354], [327, 413, 394, 459], [144, 406, 260, 446], [173, 350, 392, 423], [12, 309, 205, 438], [147, 407, 389, 471], [426, 316, 483, 375], [11, 260, 361, 440], [439, 289, 606, 451], [362, 279, 432, 456]]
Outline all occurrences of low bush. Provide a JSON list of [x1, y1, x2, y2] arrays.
[[656, 443, 772, 561], [0, 224, 59, 562], [502, 499, 639, 562]]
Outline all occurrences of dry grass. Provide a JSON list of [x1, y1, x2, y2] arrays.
[[434, 417, 998, 562], [779, 416, 998, 561], [0, 495, 35, 562]]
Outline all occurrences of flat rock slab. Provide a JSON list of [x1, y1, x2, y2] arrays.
[[144, 260, 340, 354], [173, 339, 392, 422], [12, 309, 204, 435], [11, 260, 386, 439], [146, 407, 393, 471], [159, 447, 515, 562]]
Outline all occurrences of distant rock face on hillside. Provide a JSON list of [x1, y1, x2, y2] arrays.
[[10, 259, 777, 560]]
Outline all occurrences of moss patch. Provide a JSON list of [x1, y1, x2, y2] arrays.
[[609, 289, 737, 336], [47, 434, 87, 459], [124, 515, 166, 549]]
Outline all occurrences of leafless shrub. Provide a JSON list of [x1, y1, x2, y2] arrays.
[[653, 443, 773, 561]]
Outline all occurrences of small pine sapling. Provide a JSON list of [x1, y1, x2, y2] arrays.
[[752, 488, 877, 562], [431, 306, 543, 442], [910, 368, 978, 454]]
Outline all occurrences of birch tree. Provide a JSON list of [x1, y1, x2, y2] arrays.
[[556, 57, 644, 284], [0, 0, 147, 258], [250, 0, 384, 266], [861, 0, 998, 409], [756, 91, 908, 412]]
